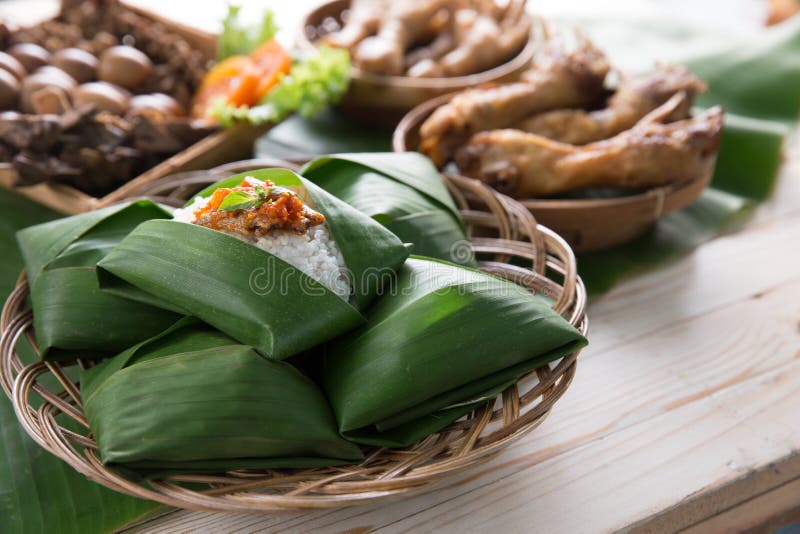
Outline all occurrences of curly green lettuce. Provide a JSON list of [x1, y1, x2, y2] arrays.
[[217, 4, 278, 60]]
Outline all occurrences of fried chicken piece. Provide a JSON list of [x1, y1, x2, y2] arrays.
[[353, 0, 454, 76], [419, 33, 610, 166], [515, 64, 707, 144], [327, 0, 534, 79], [455, 100, 724, 197], [407, 58, 444, 77], [323, 0, 389, 51], [406, 32, 455, 77], [436, 0, 532, 77]]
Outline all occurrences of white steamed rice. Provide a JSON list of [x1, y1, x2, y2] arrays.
[[173, 196, 352, 300]]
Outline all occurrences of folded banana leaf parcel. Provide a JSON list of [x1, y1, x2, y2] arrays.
[[97, 168, 410, 360], [15, 201, 183, 360], [300, 153, 474, 265], [321, 257, 588, 448], [82, 318, 363, 475]]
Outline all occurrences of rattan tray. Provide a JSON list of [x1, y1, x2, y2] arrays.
[[0, 159, 587, 512]]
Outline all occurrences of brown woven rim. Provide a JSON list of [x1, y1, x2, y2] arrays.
[[0, 159, 587, 512]]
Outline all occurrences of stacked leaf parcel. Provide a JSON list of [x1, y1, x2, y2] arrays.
[[17, 163, 586, 475], [300, 152, 475, 266]]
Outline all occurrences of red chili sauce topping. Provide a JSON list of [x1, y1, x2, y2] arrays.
[[193, 177, 325, 237]]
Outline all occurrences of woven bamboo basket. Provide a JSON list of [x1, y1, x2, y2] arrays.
[[0, 158, 587, 512], [393, 93, 715, 253]]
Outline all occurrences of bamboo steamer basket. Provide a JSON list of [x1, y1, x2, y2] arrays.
[[0, 157, 587, 512], [297, 0, 539, 125], [393, 93, 715, 253]]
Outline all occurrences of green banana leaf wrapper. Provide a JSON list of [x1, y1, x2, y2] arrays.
[[322, 257, 588, 447], [82, 318, 363, 475], [97, 168, 409, 360], [15, 201, 183, 360], [300, 153, 474, 266]]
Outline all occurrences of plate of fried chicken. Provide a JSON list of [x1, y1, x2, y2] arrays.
[[300, 0, 539, 121], [394, 31, 724, 251]]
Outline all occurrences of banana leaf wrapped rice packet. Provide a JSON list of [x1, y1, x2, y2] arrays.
[[322, 257, 588, 447], [15, 201, 182, 360], [97, 168, 409, 360], [82, 318, 363, 474], [301, 153, 474, 265]]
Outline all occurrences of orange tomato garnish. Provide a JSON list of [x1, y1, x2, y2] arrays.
[[207, 188, 232, 211], [192, 41, 292, 120], [192, 56, 262, 119], [250, 40, 292, 101]]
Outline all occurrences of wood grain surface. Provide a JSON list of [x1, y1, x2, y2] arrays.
[[127, 143, 800, 533], [107, 2, 800, 532], [2, 0, 797, 532]]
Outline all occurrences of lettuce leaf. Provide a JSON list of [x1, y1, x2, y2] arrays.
[[217, 4, 278, 60]]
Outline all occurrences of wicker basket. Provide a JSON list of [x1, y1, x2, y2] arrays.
[[393, 93, 715, 253], [0, 159, 587, 512]]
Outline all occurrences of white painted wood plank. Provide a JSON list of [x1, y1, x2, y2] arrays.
[[379, 359, 800, 534], [586, 211, 800, 355], [134, 359, 800, 533], [751, 135, 800, 223]]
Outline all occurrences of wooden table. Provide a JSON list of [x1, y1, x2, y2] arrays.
[[5, 0, 799, 531], [133, 2, 800, 529], [129, 140, 800, 533]]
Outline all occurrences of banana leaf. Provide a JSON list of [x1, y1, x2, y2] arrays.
[[0, 188, 163, 534], [687, 16, 800, 126], [321, 256, 587, 447], [82, 318, 363, 475], [257, 108, 393, 158], [15, 201, 183, 360], [97, 168, 409, 360], [300, 153, 474, 265], [709, 113, 787, 200]]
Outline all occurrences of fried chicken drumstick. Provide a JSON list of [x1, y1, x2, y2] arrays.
[[455, 96, 724, 197], [324, 0, 533, 79], [352, 0, 453, 76], [323, 0, 390, 50], [419, 33, 610, 165], [435, 0, 532, 77], [514, 64, 707, 144]]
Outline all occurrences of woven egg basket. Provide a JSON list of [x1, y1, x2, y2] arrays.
[[0, 158, 587, 512]]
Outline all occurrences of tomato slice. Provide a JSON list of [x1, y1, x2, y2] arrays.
[[192, 40, 293, 120], [191, 56, 261, 118], [207, 188, 232, 211], [250, 40, 292, 101]]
